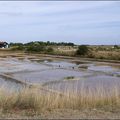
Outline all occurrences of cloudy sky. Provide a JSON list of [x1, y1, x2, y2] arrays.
[[0, 1, 120, 45]]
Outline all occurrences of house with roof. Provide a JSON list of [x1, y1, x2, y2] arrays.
[[0, 41, 8, 48]]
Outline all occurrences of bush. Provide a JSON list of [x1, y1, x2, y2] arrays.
[[26, 44, 46, 52], [76, 45, 89, 56], [46, 47, 54, 53], [114, 45, 119, 49], [11, 45, 24, 51]]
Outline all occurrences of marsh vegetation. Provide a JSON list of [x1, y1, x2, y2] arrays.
[[0, 84, 120, 118], [0, 50, 120, 118], [7, 41, 120, 60]]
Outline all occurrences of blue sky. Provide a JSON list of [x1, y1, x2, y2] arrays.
[[0, 1, 120, 45]]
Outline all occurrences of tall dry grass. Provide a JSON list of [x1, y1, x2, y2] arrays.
[[0, 84, 120, 113], [88, 51, 120, 60]]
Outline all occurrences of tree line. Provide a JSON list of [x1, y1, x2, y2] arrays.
[[9, 41, 74, 47]]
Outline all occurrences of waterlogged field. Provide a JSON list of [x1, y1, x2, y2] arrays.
[[0, 54, 120, 93], [0, 53, 120, 118]]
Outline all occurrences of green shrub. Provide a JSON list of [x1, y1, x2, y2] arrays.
[[46, 47, 54, 53], [26, 44, 46, 52], [114, 45, 119, 49], [76, 45, 89, 56], [11, 45, 24, 50], [64, 76, 75, 80]]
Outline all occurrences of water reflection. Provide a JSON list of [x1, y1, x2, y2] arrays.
[[0, 56, 120, 92]]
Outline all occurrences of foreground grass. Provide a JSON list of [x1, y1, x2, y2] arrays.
[[0, 84, 120, 117]]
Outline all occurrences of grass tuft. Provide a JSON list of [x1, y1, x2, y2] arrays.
[[0, 84, 120, 114]]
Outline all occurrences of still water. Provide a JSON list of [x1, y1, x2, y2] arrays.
[[0, 56, 120, 92]]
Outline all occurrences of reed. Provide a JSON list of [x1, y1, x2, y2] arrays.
[[0, 84, 120, 113]]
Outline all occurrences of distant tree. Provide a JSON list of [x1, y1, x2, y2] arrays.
[[26, 44, 46, 52], [114, 45, 119, 49], [9, 41, 75, 53], [47, 41, 50, 45], [46, 47, 54, 53], [76, 45, 89, 56], [9, 42, 23, 47]]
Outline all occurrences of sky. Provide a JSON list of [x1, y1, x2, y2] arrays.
[[0, 1, 120, 45]]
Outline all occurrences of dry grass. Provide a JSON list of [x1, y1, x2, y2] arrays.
[[0, 47, 120, 60], [87, 50, 120, 60], [0, 84, 120, 114]]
